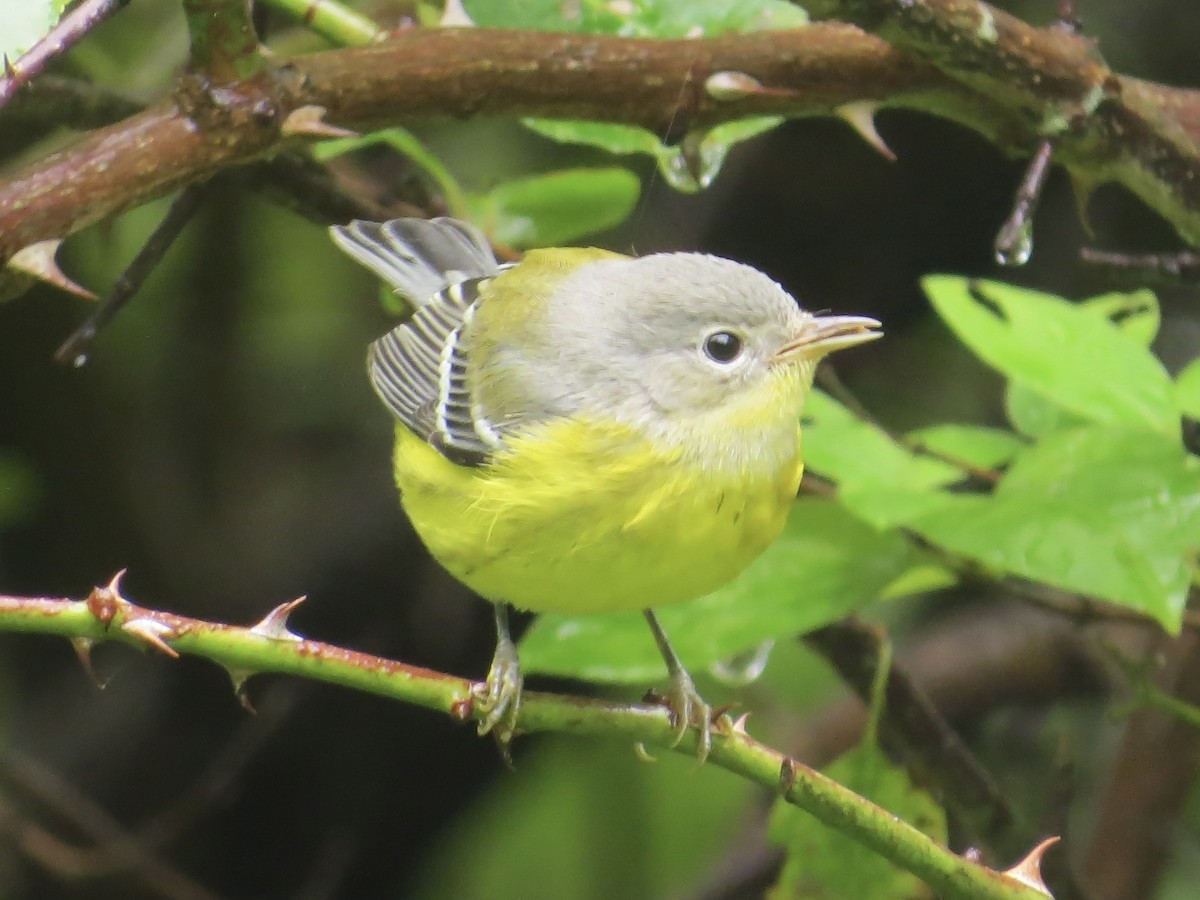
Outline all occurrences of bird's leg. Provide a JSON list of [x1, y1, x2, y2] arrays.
[[643, 609, 714, 762], [474, 603, 523, 750]]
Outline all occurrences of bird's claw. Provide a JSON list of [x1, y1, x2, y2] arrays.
[[472, 635, 523, 752], [659, 664, 717, 763]]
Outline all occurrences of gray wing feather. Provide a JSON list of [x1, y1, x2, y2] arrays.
[[337, 217, 509, 466], [330, 217, 499, 307]]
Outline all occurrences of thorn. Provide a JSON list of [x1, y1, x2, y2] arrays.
[[224, 666, 257, 712], [835, 101, 896, 161], [730, 712, 752, 735], [3, 54, 16, 79], [1004, 836, 1060, 895], [440, 0, 475, 27], [71, 637, 101, 687], [1069, 172, 1098, 239], [634, 742, 658, 762], [86, 568, 131, 627], [704, 71, 764, 101], [105, 569, 128, 597], [280, 105, 357, 140], [120, 617, 181, 658], [7, 239, 98, 300], [250, 596, 306, 641]]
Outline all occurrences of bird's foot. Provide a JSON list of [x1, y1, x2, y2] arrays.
[[652, 663, 719, 764], [472, 630, 523, 755]]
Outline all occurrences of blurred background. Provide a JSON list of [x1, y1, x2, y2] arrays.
[[3, 1, 1200, 897]]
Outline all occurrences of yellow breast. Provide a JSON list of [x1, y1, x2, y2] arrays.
[[392, 415, 803, 615]]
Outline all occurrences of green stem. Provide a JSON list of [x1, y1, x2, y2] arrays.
[[1, 585, 1048, 899], [182, 0, 266, 81], [261, 0, 385, 46]]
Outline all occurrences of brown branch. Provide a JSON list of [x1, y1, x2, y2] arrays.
[[3, 8, 1200, 275], [0, 25, 952, 268], [798, 0, 1200, 246]]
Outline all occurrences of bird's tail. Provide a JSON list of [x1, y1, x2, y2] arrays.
[[330, 217, 499, 308]]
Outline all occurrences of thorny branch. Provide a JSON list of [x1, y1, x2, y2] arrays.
[[0, 578, 1054, 900], [3, 0, 1200, 283]]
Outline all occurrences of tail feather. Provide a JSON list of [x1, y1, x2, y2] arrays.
[[330, 217, 499, 307]]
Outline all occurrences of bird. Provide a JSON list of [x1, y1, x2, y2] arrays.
[[330, 216, 880, 759]]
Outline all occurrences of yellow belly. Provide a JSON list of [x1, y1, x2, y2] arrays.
[[393, 417, 803, 614]]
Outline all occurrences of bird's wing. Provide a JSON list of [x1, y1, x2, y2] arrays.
[[330, 217, 499, 307], [330, 217, 519, 466], [367, 277, 504, 466]]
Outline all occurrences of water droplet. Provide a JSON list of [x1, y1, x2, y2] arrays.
[[72, 353, 88, 367], [708, 639, 774, 687], [994, 216, 1034, 267], [657, 129, 726, 193]]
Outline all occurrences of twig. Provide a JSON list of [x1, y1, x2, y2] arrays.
[[0, 755, 221, 900], [0, 0, 133, 110], [0, 580, 1051, 900], [1080, 248, 1200, 285], [994, 138, 1055, 267], [55, 186, 206, 367]]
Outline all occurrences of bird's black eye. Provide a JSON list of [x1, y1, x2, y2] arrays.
[[703, 330, 743, 364]]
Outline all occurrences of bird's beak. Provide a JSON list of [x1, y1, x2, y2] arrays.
[[771, 314, 882, 364]]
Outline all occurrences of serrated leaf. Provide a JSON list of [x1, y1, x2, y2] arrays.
[[901, 426, 1200, 632], [521, 498, 914, 682], [769, 741, 945, 899], [926, 277, 1177, 435], [469, 168, 640, 249]]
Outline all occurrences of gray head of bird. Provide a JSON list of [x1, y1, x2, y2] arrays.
[[539, 252, 881, 427]]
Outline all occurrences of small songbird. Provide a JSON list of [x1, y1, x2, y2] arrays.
[[331, 217, 880, 758]]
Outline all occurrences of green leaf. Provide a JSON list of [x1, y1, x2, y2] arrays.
[[502, 0, 806, 191], [802, 390, 960, 527], [1004, 382, 1087, 438], [804, 391, 958, 490], [0, 0, 68, 62], [521, 498, 914, 683], [524, 116, 783, 193], [925, 277, 1178, 435], [1080, 289, 1160, 347], [469, 168, 640, 249], [905, 423, 1024, 470], [769, 740, 945, 899], [901, 426, 1200, 632], [1004, 289, 1159, 438], [1176, 357, 1200, 420], [464, 0, 806, 35]]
